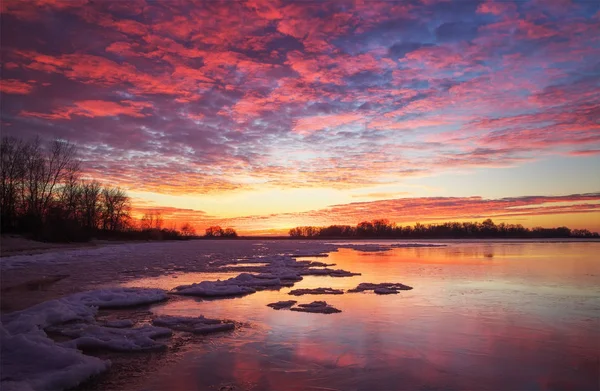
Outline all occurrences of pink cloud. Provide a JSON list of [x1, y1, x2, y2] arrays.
[[20, 100, 153, 119], [0, 79, 35, 94], [293, 113, 365, 135]]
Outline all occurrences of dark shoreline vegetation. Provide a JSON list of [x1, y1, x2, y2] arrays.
[[1, 136, 236, 242], [288, 219, 599, 239]]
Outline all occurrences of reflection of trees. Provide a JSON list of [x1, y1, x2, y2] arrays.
[[288, 218, 598, 239]]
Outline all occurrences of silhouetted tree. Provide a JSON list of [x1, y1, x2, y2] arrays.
[[223, 228, 238, 238], [180, 223, 196, 237], [205, 225, 223, 237]]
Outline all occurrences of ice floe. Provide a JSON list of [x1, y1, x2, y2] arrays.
[[68, 287, 168, 308], [299, 268, 361, 277], [290, 301, 342, 314], [172, 281, 256, 297], [348, 282, 413, 294], [152, 315, 235, 334], [288, 288, 344, 296], [57, 324, 172, 352], [172, 273, 289, 297], [267, 300, 297, 310], [0, 324, 110, 391]]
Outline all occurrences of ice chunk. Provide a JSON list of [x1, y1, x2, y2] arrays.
[[172, 281, 256, 297], [290, 301, 342, 314], [255, 268, 303, 282], [0, 324, 110, 391], [2, 288, 167, 335], [152, 316, 234, 334], [300, 268, 361, 277], [348, 282, 413, 294], [172, 273, 289, 297], [288, 288, 344, 296], [266, 300, 297, 310], [2, 299, 98, 335], [58, 324, 172, 352], [290, 253, 329, 258], [229, 273, 282, 287], [373, 287, 399, 294], [69, 287, 167, 308]]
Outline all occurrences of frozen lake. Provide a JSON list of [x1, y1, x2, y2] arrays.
[[126, 241, 600, 390], [2, 240, 599, 390]]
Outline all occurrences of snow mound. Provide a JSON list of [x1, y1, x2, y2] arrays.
[[0, 324, 109, 391], [173, 281, 256, 297], [348, 282, 413, 294], [58, 324, 172, 352], [69, 287, 167, 308], [267, 300, 297, 310], [2, 288, 167, 335], [2, 299, 98, 335], [152, 316, 235, 334], [290, 301, 342, 314], [172, 273, 289, 297], [288, 288, 344, 296], [230, 273, 282, 287]]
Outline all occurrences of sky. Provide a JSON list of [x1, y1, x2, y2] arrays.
[[1, 0, 599, 234]]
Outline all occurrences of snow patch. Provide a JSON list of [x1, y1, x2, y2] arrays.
[[172, 273, 289, 297], [290, 301, 342, 314], [300, 268, 361, 277], [68, 287, 167, 308], [288, 288, 344, 296], [348, 282, 413, 294], [152, 316, 235, 334], [267, 300, 297, 310], [58, 324, 172, 352], [172, 281, 256, 297], [0, 325, 109, 391]]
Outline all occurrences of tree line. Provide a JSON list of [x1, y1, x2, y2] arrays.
[[288, 219, 599, 239], [1, 136, 133, 241], [0, 136, 236, 242]]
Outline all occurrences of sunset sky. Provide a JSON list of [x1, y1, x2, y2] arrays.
[[1, 0, 599, 234]]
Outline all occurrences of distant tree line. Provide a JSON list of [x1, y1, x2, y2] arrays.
[[288, 219, 599, 239], [0, 136, 222, 242]]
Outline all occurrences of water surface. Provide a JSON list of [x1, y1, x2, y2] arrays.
[[128, 241, 600, 390]]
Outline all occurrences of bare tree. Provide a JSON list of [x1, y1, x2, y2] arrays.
[[101, 186, 131, 231], [1, 137, 28, 230], [80, 180, 102, 230], [140, 210, 163, 230], [180, 222, 196, 237], [21, 138, 79, 224]]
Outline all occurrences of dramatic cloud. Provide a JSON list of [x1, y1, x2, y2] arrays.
[[1, 0, 599, 231]]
